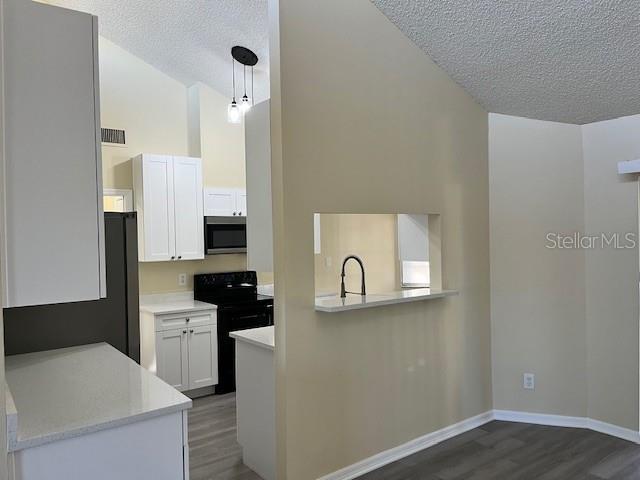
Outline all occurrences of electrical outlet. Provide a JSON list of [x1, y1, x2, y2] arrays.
[[178, 273, 187, 287], [523, 373, 535, 390]]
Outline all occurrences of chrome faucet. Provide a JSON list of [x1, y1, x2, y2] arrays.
[[340, 255, 366, 298]]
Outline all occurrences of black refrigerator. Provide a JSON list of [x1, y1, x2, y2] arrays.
[[4, 212, 140, 362]]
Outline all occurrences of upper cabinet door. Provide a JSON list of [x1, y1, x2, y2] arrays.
[[136, 154, 176, 262], [236, 190, 247, 217], [204, 188, 238, 216], [245, 100, 273, 272], [3, 0, 105, 307], [173, 157, 204, 260]]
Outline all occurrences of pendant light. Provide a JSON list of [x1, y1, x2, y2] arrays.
[[227, 58, 241, 124], [228, 46, 258, 123]]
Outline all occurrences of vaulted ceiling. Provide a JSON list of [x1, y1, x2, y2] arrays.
[[46, 0, 270, 102], [46, 0, 640, 125], [370, 0, 640, 124]]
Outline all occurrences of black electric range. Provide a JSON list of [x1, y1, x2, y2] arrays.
[[194, 271, 273, 394]]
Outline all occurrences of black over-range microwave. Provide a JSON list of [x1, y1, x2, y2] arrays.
[[205, 216, 247, 255]]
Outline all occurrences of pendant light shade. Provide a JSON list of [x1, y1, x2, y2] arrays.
[[228, 100, 241, 124], [228, 46, 258, 123]]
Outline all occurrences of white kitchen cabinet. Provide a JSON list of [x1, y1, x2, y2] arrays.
[[397, 214, 429, 261], [204, 188, 247, 217], [245, 100, 274, 272], [2, 0, 106, 307], [141, 306, 218, 393], [188, 325, 218, 390], [155, 329, 189, 391], [173, 156, 205, 260], [133, 154, 204, 262], [237, 191, 248, 216]]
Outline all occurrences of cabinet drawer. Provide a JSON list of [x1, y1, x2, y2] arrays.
[[155, 311, 216, 332]]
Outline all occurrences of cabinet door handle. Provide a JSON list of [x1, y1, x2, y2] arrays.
[[190, 329, 194, 334], [171, 256, 175, 260], [178, 256, 182, 260], [239, 211, 242, 216], [186, 318, 190, 322], [182, 330, 187, 334], [233, 212, 237, 216]]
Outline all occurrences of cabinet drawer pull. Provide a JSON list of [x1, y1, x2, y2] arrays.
[[171, 256, 175, 260], [186, 318, 190, 322], [189, 329, 194, 334], [182, 330, 187, 334]]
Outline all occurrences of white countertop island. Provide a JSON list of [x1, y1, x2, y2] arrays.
[[231, 326, 275, 480], [5, 343, 192, 480], [315, 288, 458, 313]]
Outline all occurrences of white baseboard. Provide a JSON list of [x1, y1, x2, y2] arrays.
[[319, 410, 640, 480], [317, 410, 494, 480], [494, 409, 640, 444]]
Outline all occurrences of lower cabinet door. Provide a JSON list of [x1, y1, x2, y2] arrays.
[[155, 329, 189, 391], [187, 324, 218, 390]]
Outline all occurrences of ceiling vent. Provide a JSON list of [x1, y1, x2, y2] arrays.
[[101, 128, 126, 147]]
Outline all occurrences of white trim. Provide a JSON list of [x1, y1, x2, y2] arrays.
[[493, 410, 584, 428], [494, 410, 640, 444], [319, 410, 640, 480], [318, 411, 494, 480], [103, 188, 133, 212]]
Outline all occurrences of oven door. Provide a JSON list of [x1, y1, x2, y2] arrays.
[[205, 216, 247, 254]]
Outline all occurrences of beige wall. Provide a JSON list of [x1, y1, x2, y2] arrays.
[[489, 114, 587, 417], [314, 214, 398, 296], [97, 37, 248, 293], [490, 113, 640, 432], [195, 83, 247, 189], [270, 1, 491, 477], [99, 37, 189, 190], [583, 115, 640, 430]]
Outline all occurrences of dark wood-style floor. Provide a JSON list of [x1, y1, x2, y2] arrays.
[[188, 393, 263, 480], [188, 397, 640, 480], [357, 421, 640, 480]]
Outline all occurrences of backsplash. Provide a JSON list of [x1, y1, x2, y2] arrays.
[[138, 254, 247, 294]]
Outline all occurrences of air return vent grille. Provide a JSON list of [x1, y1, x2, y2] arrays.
[[101, 128, 126, 146]]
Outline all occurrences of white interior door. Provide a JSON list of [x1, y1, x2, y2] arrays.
[[204, 188, 238, 216], [142, 155, 175, 261], [173, 156, 203, 260], [156, 329, 188, 391], [187, 325, 218, 390]]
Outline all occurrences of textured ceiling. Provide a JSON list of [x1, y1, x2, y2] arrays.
[[371, 0, 640, 124], [47, 0, 269, 102]]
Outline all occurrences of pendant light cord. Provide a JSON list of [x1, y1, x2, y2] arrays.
[[231, 58, 236, 102], [243, 65, 247, 97]]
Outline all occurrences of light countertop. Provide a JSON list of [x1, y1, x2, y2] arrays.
[[230, 326, 274, 351], [257, 284, 274, 297], [140, 292, 216, 315], [315, 288, 458, 313], [140, 299, 216, 315], [5, 343, 192, 452]]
